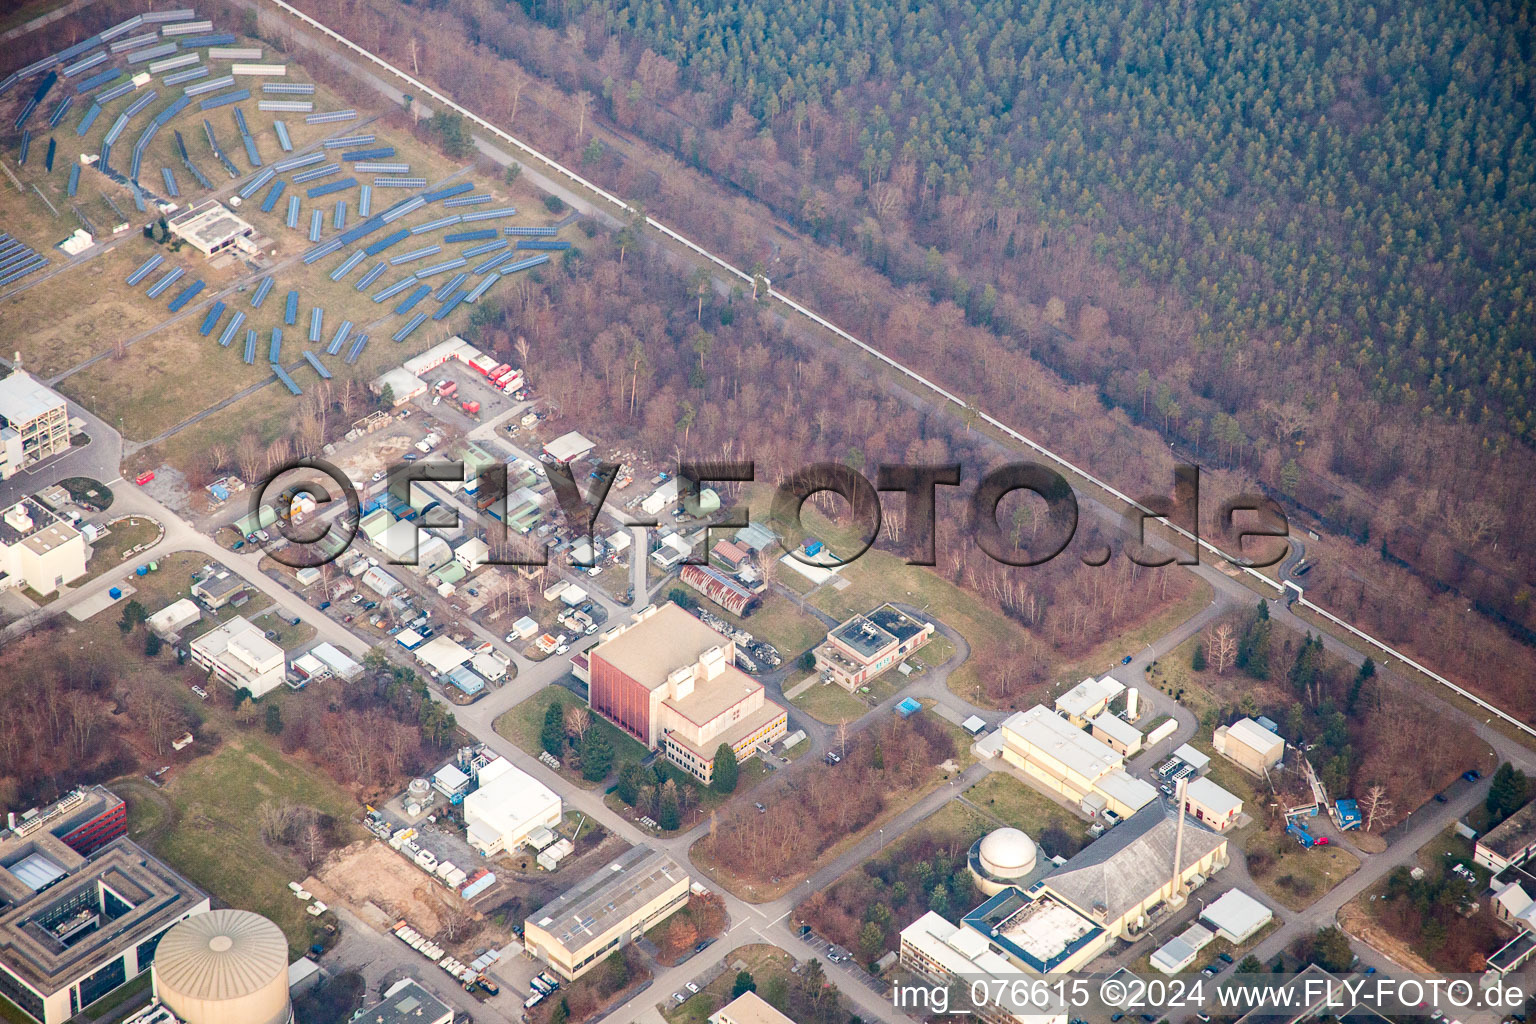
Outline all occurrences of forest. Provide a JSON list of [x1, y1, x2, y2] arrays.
[[218, 0, 1536, 706]]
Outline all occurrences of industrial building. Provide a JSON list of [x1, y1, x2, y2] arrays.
[[165, 201, 258, 258], [150, 910, 289, 1024], [586, 604, 787, 784], [1476, 799, 1536, 872], [0, 838, 210, 1024], [369, 336, 521, 407], [812, 604, 935, 691], [354, 978, 451, 1024], [709, 991, 797, 1024], [995, 706, 1157, 819], [910, 800, 1229, 992], [1053, 676, 1126, 727], [188, 616, 285, 698], [1213, 718, 1285, 776], [1, 788, 127, 860], [0, 370, 70, 480], [677, 563, 760, 617], [522, 846, 690, 980], [1181, 776, 1244, 832], [898, 910, 1068, 1024], [462, 757, 561, 856], [1034, 801, 1228, 941], [0, 500, 87, 596], [1199, 888, 1273, 943]]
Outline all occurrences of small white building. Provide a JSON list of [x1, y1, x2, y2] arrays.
[[414, 635, 473, 677], [1172, 743, 1211, 775], [147, 598, 201, 638], [432, 764, 471, 800], [189, 615, 285, 697], [463, 757, 562, 856], [1213, 718, 1285, 775], [1199, 888, 1274, 944], [1090, 712, 1143, 756], [543, 431, 595, 464], [1054, 676, 1126, 726], [310, 642, 363, 681], [471, 652, 506, 683], [455, 537, 489, 571], [641, 479, 680, 517], [1150, 922, 1215, 974], [1182, 776, 1243, 832], [511, 615, 539, 639]]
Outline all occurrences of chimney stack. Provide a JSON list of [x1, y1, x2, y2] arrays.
[[1172, 775, 1189, 894]]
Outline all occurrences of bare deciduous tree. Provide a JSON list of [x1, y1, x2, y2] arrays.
[[1362, 784, 1393, 832], [1208, 622, 1237, 675]]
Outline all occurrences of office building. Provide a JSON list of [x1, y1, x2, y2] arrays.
[[522, 846, 689, 980], [0, 371, 70, 480], [0, 500, 87, 596], [188, 616, 285, 698], [813, 604, 935, 691], [0, 838, 209, 1024]]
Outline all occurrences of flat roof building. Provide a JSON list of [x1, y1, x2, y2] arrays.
[[813, 604, 935, 692], [1, 788, 126, 860], [147, 599, 201, 639], [188, 615, 285, 698], [1090, 712, 1143, 756], [899, 910, 1068, 1024], [1149, 922, 1215, 974], [1200, 888, 1273, 944], [166, 201, 256, 258], [0, 371, 70, 481], [543, 431, 595, 464], [1182, 777, 1243, 832], [587, 604, 786, 785], [1054, 676, 1125, 727], [997, 706, 1156, 819], [0, 838, 210, 1024], [1213, 718, 1285, 776], [462, 758, 561, 857], [1477, 799, 1536, 872], [356, 978, 451, 1024], [522, 846, 689, 980], [189, 565, 246, 609], [0, 500, 86, 597]]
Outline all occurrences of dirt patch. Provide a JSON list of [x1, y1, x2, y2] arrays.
[[1339, 903, 1436, 972], [1351, 833, 1389, 854], [309, 841, 474, 940]]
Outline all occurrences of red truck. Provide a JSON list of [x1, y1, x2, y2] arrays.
[[461, 400, 480, 415]]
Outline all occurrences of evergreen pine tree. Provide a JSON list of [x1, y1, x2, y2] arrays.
[[541, 700, 566, 756], [712, 743, 739, 794]]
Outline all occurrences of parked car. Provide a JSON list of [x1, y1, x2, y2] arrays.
[[1434, 793, 1449, 803], [1121, 655, 1133, 664], [505, 632, 517, 644], [673, 993, 687, 1004], [755, 802, 767, 813], [686, 982, 699, 994], [318, 601, 331, 610], [1464, 769, 1482, 781], [371, 470, 386, 482], [1218, 953, 1234, 963], [554, 643, 569, 655], [1315, 836, 1330, 845]]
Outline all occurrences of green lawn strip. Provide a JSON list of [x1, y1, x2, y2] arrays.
[[494, 685, 649, 790]]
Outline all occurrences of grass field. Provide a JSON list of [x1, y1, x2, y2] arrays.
[[0, 0, 71, 34], [709, 593, 828, 663], [964, 771, 1092, 854], [1247, 832, 1360, 911], [789, 677, 869, 724], [124, 736, 362, 955]]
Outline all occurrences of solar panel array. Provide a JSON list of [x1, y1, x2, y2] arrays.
[[166, 279, 204, 312], [198, 300, 226, 335], [0, 235, 49, 289]]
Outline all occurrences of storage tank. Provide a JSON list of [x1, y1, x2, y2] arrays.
[[152, 909, 291, 1024], [408, 778, 431, 801]]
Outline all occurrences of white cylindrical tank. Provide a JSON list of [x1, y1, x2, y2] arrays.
[[152, 909, 291, 1024], [1126, 687, 1140, 721], [978, 827, 1037, 880]]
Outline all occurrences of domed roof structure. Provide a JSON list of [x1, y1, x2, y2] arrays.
[[978, 827, 1037, 878], [153, 909, 291, 1024]]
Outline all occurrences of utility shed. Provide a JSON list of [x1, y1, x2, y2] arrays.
[[414, 635, 472, 676], [542, 431, 594, 464], [1199, 888, 1273, 944]]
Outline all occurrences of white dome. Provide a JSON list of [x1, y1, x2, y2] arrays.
[[153, 910, 291, 1024], [978, 828, 1037, 878]]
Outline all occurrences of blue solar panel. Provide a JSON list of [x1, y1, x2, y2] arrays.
[[324, 320, 352, 356], [260, 179, 286, 212], [308, 307, 323, 342], [242, 329, 257, 364], [284, 290, 299, 325], [443, 229, 497, 244], [343, 333, 369, 364], [199, 300, 225, 336], [218, 310, 246, 347], [166, 279, 204, 311], [355, 264, 385, 291], [250, 277, 274, 308], [271, 363, 303, 395], [145, 266, 184, 298], [392, 312, 428, 342], [303, 350, 334, 379], [422, 181, 473, 202], [393, 284, 432, 315], [269, 327, 283, 363]]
